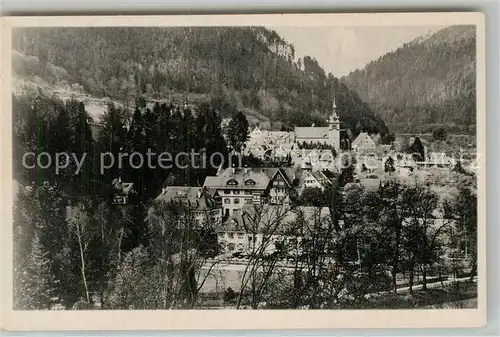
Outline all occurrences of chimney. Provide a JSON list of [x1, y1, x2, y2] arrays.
[[197, 189, 202, 199], [231, 164, 236, 174], [244, 164, 249, 174], [118, 176, 122, 183], [162, 187, 166, 195]]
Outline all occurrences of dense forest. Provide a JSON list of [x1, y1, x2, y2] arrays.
[[12, 27, 389, 136], [343, 25, 476, 134], [12, 91, 234, 308]]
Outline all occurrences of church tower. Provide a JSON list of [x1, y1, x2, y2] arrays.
[[328, 90, 341, 151]]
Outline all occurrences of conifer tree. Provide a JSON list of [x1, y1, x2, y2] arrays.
[[225, 111, 249, 154], [14, 233, 57, 310], [98, 103, 127, 183]]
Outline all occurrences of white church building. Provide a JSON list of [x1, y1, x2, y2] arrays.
[[293, 95, 342, 151], [247, 94, 344, 158]]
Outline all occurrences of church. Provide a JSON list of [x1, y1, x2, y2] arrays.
[[293, 95, 343, 151]]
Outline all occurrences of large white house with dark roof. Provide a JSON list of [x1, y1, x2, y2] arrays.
[[203, 167, 301, 217], [217, 204, 332, 254]]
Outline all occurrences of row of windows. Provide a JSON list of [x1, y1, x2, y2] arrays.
[[219, 232, 246, 239], [222, 186, 288, 195], [219, 232, 258, 241], [223, 189, 254, 195], [227, 179, 256, 186], [220, 234, 301, 247], [224, 198, 254, 205]]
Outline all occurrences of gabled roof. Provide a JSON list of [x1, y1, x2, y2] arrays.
[[352, 132, 376, 148], [112, 178, 135, 195], [264, 167, 297, 188], [305, 170, 336, 188], [155, 186, 219, 211], [294, 127, 330, 139], [203, 168, 271, 190], [219, 205, 331, 234]]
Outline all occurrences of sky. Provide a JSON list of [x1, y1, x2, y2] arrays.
[[268, 25, 447, 77]]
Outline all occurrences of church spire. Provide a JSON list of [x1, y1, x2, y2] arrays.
[[328, 80, 340, 128], [331, 81, 338, 119], [331, 81, 337, 111]]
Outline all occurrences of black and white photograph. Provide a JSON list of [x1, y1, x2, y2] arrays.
[[1, 13, 486, 330]]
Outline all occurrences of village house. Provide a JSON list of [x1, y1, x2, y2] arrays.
[[216, 204, 331, 255], [301, 170, 337, 193], [203, 167, 301, 217], [111, 177, 135, 205], [351, 132, 377, 153], [293, 149, 338, 172], [154, 186, 222, 226], [246, 127, 295, 161]]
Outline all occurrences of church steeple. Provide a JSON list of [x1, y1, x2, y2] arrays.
[[330, 81, 338, 118], [327, 82, 341, 151], [329, 87, 339, 122]]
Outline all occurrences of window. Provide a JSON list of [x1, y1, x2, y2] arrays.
[[237, 233, 244, 239], [227, 243, 235, 251], [234, 190, 240, 195], [245, 179, 256, 186], [227, 179, 238, 186], [224, 190, 230, 194], [229, 233, 234, 239], [244, 198, 253, 204], [224, 198, 230, 204], [234, 198, 240, 204]]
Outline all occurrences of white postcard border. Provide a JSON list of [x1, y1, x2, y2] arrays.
[[1, 12, 487, 331]]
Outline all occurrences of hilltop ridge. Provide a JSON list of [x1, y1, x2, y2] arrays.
[[13, 27, 389, 136], [343, 25, 476, 134]]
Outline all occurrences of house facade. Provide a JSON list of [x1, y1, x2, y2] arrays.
[[154, 186, 222, 225], [216, 205, 331, 255], [111, 177, 135, 205], [203, 167, 300, 217], [351, 132, 376, 153], [301, 170, 337, 193]]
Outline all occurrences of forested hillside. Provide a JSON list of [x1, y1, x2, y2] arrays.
[[343, 25, 476, 134], [12, 27, 388, 136]]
